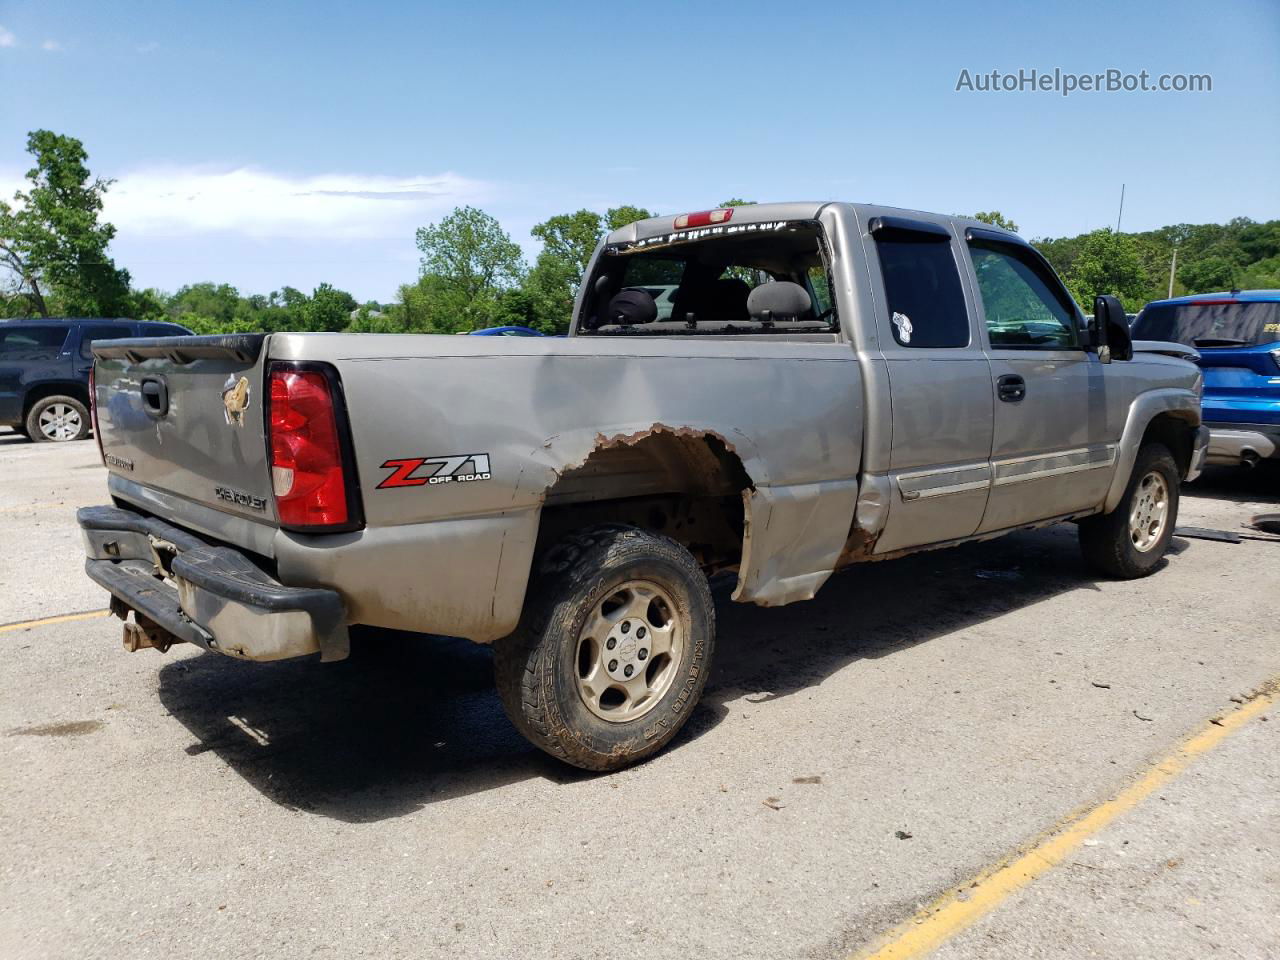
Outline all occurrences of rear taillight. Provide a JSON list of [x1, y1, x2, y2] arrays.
[[267, 363, 362, 530], [89, 365, 104, 464]]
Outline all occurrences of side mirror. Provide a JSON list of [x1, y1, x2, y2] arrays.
[[1092, 295, 1133, 362]]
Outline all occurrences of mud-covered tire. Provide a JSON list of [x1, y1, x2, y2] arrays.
[[493, 524, 715, 771], [1079, 442, 1180, 578], [25, 395, 90, 442]]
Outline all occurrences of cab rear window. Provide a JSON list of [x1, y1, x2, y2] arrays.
[[1133, 301, 1280, 347], [582, 220, 837, 336]]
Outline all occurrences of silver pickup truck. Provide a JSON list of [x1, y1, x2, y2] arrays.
[[79, 202, 1209, 770]]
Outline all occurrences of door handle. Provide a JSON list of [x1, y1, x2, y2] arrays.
[[997, 374, 1026, 402]]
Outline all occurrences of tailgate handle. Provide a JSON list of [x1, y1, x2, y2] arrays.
[[141, 377, 169, 417]]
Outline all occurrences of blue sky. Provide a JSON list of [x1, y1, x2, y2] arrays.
[[1, 0, 1278, 301]]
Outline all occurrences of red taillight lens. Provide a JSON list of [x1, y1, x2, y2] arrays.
[[267, 364, 354, 529], [89, 364, 105, 464]]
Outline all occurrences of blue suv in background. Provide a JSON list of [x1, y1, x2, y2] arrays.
[[1132, 291, 1280, 468], [0, 317, 190, 442]]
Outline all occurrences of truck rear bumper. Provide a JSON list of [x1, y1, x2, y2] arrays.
[[1205, 423, 1280, 467], [78, 505, 348, 662]]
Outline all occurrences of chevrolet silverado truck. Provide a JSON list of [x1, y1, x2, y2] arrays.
[[79, 202, 1209, 770]]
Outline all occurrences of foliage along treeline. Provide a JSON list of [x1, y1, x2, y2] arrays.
[[3, 130, 1279, 336]]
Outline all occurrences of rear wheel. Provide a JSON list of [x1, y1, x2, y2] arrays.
[[1079, 443, 1179, 578], [25, 395, 90, 442], [494, 524, 715, 771]]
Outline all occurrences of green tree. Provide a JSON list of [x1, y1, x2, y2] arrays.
[[972, 211, 1020, 233], [1063, 230, 1153, 309], [0, 130, 132, 317], [415, 206, 525, 331], [1177, 255, 1236, 294], [127, 287, 168, 322], [1238, 255, 1280, 291], [717, 198, 755, 208], [524, 209, 609, 335], [531, 209, 604, 277], [167, 282, 242, 331], [521, 254, 579, 334], [303, 282, 357, 332], [605, 205, 656, 231]]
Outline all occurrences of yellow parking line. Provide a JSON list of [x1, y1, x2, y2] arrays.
[[852, 679, 1277, 960], [0, 609, 110, 633]]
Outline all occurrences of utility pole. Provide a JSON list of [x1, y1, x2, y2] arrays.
[[1115, 183, 1125, 233], [1168, 243, 1178, 298]]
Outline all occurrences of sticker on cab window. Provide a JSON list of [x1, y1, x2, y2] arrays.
[[892, 311, 914, 344]]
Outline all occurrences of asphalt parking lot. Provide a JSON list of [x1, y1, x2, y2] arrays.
[[1, 427, 1276, 960]]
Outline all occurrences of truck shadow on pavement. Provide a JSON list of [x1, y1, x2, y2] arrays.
[[156, 523, 1186, 824]]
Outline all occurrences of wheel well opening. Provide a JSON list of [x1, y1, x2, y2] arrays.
[[1141, 413, 1195, 478], [23, 382, 90, 418], [538, 429, 752, 573]]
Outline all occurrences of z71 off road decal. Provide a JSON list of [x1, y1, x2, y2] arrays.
[[377, 453, 492, 489]]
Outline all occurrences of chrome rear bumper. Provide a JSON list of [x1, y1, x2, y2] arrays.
[[1205, 425, 1279, 467], [78, 505, 348, 662]]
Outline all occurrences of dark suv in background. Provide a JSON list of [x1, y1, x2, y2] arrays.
[[0, 318, 191, 442]]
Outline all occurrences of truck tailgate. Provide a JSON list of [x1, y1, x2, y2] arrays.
[[93, 334, 279, 529]]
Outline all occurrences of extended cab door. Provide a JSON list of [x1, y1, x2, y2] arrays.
[[962, 229, 1115, 532], [863, 215, 994, 554]]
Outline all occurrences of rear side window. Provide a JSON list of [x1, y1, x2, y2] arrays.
[[0, 325, 70, 360], [1133, 301, 1280, 347], [873, 234, 969, 348], [78, 325, 134, 359]]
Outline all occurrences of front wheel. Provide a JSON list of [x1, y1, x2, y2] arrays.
[[494, 524, 715, 771], [26, 395, 90, 442], [1079, 442, 1180, 578]]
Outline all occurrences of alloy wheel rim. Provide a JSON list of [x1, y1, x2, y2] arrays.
[[575, 579, 683, 723], [38, 403, 82, 441], [1129, 470, 1169, 552]]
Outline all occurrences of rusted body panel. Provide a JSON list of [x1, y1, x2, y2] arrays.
[[260, 334, 864, 639]]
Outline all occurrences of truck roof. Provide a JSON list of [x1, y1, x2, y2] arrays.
[[605, 201, 1023, 246]]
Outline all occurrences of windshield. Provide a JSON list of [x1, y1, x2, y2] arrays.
[[1132, 301, 1280, 347], [579, 220, 837, 336]]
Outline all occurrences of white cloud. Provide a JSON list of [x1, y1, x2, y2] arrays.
[[0, 25, 16, 47], [137, 41, 159, 54], [41, 39, 63, 52], [96, 166, 495, 241]]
